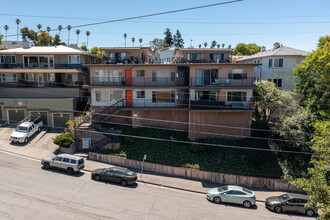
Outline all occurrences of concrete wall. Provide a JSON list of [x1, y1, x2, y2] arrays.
[[188, 111, 252, 140], [89, 152, 300, 192]]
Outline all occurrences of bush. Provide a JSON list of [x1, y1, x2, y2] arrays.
[[188, 144, 205, 153], [184, 163, 200, 170], [53, 133, 74, 148]]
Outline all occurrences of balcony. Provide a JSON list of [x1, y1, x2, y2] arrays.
[[174, 58, 231, 64], [0, 80, 80, 88], [190, 77, 254, 87], [0, 63, 82, 69], [91, 77, 188, 87], [190, 100, 253, 110]]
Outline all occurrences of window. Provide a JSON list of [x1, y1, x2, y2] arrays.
[[23, 55, 54, 68], [227, 92, 247, 102], [152, 91, 175, 103], [196, 91, 219, 101], [95, 90, 108, 102], [62, 158, 70, 163], [70, 159, 77, 164], [66, 73, 78, 85], [106, 169, 115, 175], [25, 73, 37, 82], [187, 53, 203, 61], [47, 73, 55, 82], [210, 53, 224, 62], [94, 69, 124, 82], [269, 58, 283, 68], [0, 55, 16, 64], [228, 69, 248, 79], [54, 157, 63, 161], [136, 70, 145, 77], [196, 69, 219, 86], [273, 79, 282, 88], [68, 55, 80, 64], [1, 73, 17, 82], [151, 70, 176, 82], [110, 90, 123, 101], [137, 91, 145, 98]]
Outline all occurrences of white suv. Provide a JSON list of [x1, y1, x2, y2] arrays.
[[41, 154, 85, 175]]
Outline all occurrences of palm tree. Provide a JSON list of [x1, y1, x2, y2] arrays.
[[67, 25, 71, 45], [123, 33, 127, 47], [15, 18, 21, 41], [131, 37, 135, 47], [217, 44, 220, 49], [86, 31, 90, 48], [37, 24, 42, 34], [46, 26, 51, 33], [58, 25, 63, 37], [222, 43, 225, 48], [198, 44, 202, 48], [204, 42, 208, 48], [139, 38, 143, 47], [76, 29, 80, 46], [4, 25, 9, 41]]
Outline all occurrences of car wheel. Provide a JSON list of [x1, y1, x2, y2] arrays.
[[43, 163, 50, 169], [213, 196, 221, 204], [306, 209, 314, 216], [67, 168, 74, 175], [243, 201, 252, 208], [274, 206, 282, 213], [120, 180, 128, 186], [94, 175, 101, 181], [24, 138, 28, 143]]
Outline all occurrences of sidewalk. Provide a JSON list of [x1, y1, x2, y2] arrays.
[[0, 126, 287, 202]]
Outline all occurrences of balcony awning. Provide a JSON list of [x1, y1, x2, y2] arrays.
[[0, 69, 79, 73]]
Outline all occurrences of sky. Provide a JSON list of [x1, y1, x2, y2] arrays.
[[1, 0, 329, 51]]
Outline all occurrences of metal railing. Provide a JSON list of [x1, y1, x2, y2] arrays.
[[190, 77, 254, 87], [92, 77, 188, 86], [0, 63, 82, 69], [190, 100, 253, 110], [0, 80, 81, 88]]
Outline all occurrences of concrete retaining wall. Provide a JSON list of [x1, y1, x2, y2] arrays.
[[89, 152, 299, 192]]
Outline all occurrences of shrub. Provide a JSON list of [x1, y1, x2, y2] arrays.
[[53, 133, 74, 148], [184, 164, 200, 170], [188, 144, 205, 153]]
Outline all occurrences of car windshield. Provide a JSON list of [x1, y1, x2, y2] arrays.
[[15, 126, 28, 133], [278, 194, 290, 202], [217, 186, 228, 192], [126, 170, 134, 175], [242, 188, 253, 194]]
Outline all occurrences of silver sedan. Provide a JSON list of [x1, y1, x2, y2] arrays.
[[206, 185, 256, 208]]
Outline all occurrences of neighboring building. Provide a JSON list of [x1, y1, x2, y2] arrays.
[[84, 56, 258, 140], [0, 45, 100, 127], [100, 47, 152, 64], [1, 41, 25, 50], [157, 47, 233, 64], [236, 43, 308, 90]]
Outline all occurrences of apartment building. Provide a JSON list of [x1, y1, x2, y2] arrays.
[[0, 44, 100, 127], [236, 42, 308, 90], [84, 47, 258, 140]]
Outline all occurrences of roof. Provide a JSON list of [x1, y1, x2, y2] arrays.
[[0, 45, 100, 58], [1, 41, 30, 49], [19, 122, 33, 127], [237, 46, 309, 62], [58, 154, 83, 160]]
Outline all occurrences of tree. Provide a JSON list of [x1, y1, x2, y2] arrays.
[[75, 29, 80, 46], [222, 43, 225, 48], [67, 25, 71, 45], [217, 44, 220, 49], [198, 44, 201, 48], [90, 46, 105, 57], [139, 38, 143, 47], [52, 34, 61, 46], [20, 27, 37, 42], [86, 31, 90, 48], [80, 45, 88, 51], [46, 26, 51, 33], [58, 25, 63, 37], [294, 35, 330, 119], [53, 132, 74, 148], [173, 29, 184, 48], [20, 27, 63, 46], [15, 18, 21, 41], [131, 37, 135, 47], [164, 27, 173, 46], [123, 33, 127, 47], [204, 42, 207, 48], [0, 32, 3, 48], [291, 120, 330, 220], [37, 24, 42, 34], [233, 43, 261, 55], [4, 25, 9, 41], [150, 38, 169, 52], [211, 40, 217, 49], [36, 31, 54, 46]]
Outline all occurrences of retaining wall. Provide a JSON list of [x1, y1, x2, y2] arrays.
[[89, 152, 300, 192]]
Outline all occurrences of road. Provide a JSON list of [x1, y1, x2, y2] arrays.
[[0, 151, 313, 220]]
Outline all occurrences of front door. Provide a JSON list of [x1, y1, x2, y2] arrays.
[[126, 90, 133, 107], [38, 73, 44, 86], [125, 69, 132, 86]]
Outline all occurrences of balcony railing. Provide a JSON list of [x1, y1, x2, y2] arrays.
[[190, 100, 253, 110], [92, 77, 188, 86], [190, 77, 254, 87], [0, 63, 82, 69], [0, 80, 81, 88], [173, 58, 231, 64]]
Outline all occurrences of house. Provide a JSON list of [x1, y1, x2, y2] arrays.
[[84, 49, 258, 140], [0, 44, 100, 127], [100, 47, 152, 64], [236, 42, 308, 90]]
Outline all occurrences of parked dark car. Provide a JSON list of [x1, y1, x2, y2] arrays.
[[265, 193, 317, 217], [91, 167, 137, 186]]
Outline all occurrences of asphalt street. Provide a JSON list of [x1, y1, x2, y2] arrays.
[[0, 151, 314, 220]]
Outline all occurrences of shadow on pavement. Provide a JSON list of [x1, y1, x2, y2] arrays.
[[265, 208, 318, 219], [41, 167, 85, 178], [91, 178, 139, 189], [206, 199, 259, 210]]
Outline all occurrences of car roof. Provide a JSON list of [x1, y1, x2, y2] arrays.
[[19, 122, 33, 127], [227, 185, 243, 190], [57, 154, 83, 160], [287, 193, 310, 200], [109, 166, 128, 172]]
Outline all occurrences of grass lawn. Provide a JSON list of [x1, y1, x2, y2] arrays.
[[98, 124, 284, 179]]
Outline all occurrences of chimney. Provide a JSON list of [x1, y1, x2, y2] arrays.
[[22, 38, 30, 49], [260, 46, 266, 52], [273, 42, 280, 49]]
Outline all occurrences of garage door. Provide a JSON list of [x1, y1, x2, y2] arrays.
[[53, 114, 70, 128], [31, 112, 48, 125], [8, 110, 25, 124]]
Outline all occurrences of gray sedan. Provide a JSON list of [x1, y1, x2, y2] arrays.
[[206, 185, 256, 208]]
